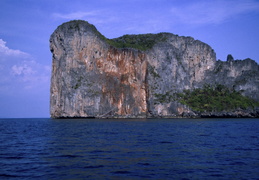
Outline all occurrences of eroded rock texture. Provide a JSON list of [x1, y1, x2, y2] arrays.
[[50, 20, 258, 118], [50, 21, 147, 118]]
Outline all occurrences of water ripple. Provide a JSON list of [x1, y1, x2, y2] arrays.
[[0, 118, 259, 179]]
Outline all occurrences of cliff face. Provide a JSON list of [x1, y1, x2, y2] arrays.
[[50, 20, 259, 118], [145, 35, 216, 117], [50, 21, 147, 118], [206, 58, 259, 101]]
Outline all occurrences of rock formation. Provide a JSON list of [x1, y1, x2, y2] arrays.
[[50, 20, 259, 118]]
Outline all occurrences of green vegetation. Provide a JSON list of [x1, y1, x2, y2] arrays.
[[149, 65, 161, 78], [154, 84, 259, 112], [176, 84, 259, 112], [66, 20, 169, 51], [106, 33, 168, 51], [154, 91, 175, 104]]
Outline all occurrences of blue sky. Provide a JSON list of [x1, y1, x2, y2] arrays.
[[0, 0, 259, 118]]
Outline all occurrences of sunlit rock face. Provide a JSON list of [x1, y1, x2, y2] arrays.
[[145, 34, 216, 117], [50, 20, 258, 118], [50, 21, 147, 118]]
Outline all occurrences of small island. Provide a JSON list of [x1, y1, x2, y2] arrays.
[[50, 20, 259, 118]]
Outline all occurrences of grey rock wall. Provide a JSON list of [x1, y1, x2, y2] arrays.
[[145, 34, 216, 117], [50, 20, 258, 118], [50, 21, 147, 118], [208, 58, 259, 101]]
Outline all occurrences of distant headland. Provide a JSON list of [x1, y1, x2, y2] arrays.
[[50, 20, 259, 118]]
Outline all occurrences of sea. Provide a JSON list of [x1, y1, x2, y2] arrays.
[[0, 118, 259, 179]]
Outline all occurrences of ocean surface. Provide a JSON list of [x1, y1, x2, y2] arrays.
[[0, 118, 259, 179]]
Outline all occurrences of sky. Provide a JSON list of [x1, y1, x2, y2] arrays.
[[0, 0, 259, 118]]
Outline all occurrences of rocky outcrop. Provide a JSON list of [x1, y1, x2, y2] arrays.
[[50, 21, 147, 118], [50, 20, 259, 118], [200, 108, 259, 118], [146, 34, 216, 117], [205, 58, 259, 101]]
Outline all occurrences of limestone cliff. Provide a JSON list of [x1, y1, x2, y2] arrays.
[[50, 20, 259, 118]]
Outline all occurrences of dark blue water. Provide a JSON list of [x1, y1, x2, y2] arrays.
[[0, 118, 259, 179]]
